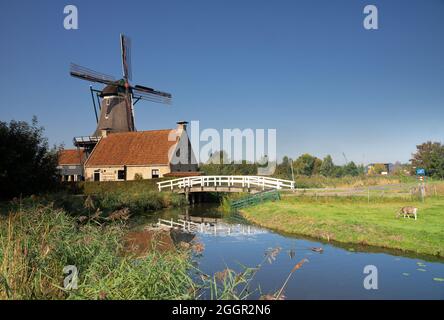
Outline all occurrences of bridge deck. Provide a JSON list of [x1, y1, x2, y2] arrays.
[[157, 175, 295, 193]]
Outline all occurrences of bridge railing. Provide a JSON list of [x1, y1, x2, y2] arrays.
[[157, 175, 295, 192]]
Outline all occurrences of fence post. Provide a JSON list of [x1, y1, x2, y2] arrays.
[[170, 218, 173, 228]]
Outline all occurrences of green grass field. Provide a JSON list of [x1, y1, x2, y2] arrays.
[[242, 196, 444, 257]]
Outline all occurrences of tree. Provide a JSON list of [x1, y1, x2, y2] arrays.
[[320, 155, 334, 177], [343, 161, 360, 176], [293, 154, 318, 176], [332, 165, 345, 178], [0, 117, 59, 199], [411, 141, 444, 178], [312, 158, 323, 175], [273, 156, 293, 180]]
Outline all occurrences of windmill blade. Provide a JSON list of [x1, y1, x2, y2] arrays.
[[120, 34, 132, 81], [133, 85, 172, 98], [70, 63, 116, 85], [133, 85, 172, 104], [132, 93, 171, 104]]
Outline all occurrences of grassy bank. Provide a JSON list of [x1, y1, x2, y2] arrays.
[[37, 180, 188, 217], [241, 196, 444, 257], [0, 203, 196, 299]]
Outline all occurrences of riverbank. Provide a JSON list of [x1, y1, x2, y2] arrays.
[[0, 202, 196, 299], [241, 196, 444, 257], [18, 181, 187, 219], [0, 198, 263, 300]]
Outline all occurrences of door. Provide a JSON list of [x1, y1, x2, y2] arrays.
[[94, 171, 100, 181]]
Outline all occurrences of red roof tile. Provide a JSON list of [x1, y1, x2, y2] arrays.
[[85, 130, 179, 166], [58, 149, 85, 165]]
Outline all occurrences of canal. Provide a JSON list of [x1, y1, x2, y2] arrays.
[[131, 203, 444, 300]]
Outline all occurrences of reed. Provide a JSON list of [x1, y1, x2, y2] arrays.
[[0, 202, 196, 300]]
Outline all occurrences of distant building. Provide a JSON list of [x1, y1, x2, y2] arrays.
[[83, 122, 199, 181], [366, 163, 394, 175], [57, 149, 86, 181]]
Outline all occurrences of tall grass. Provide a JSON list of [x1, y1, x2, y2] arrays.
[[292, 175, 415, 188], [0, 202, 196, 300]]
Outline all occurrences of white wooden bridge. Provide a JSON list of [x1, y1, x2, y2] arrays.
[[157, 175, 295, 193]]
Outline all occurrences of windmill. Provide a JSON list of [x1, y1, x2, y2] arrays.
[[70, 34, 172, 139]]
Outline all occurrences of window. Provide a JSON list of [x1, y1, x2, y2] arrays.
[[117, 170, 126, 180], [152, 169, 160, 179]]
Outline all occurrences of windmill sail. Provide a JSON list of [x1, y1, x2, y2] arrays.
[[121, 34, 132, 81], [70, 64, 115, 85], [70, 34, 172, 137]]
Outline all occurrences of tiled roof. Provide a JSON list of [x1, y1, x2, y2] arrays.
[[58, 149, 85, 165], [85, 130, 179, 166]]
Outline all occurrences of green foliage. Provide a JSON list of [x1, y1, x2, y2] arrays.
[[275, 154, 365, 179], [0, 117, 59, 199], [412, 141, 444, 179], [293, 153, 319, 176], [200, 161, 258, 176], [319, 155, 334, 177], [343, 161, 360, 177], [72, 180, 187, 213]]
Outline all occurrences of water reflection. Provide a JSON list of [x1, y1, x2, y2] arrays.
[[133, 203, 444, 300]]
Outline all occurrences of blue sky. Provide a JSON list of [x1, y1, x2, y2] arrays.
[[0, 0, 443, 164]]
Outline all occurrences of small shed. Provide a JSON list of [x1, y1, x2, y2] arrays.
[[57, 149, 86, 181]]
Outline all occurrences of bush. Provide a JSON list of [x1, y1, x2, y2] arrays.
[[0, 117, 59, 199]]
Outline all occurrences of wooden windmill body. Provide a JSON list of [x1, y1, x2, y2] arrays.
[[70, 34, 172, 143]]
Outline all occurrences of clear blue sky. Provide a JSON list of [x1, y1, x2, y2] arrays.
[[1, 0, 443, 165]]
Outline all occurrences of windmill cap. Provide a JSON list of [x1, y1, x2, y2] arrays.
[[176, 121, 188, 125]]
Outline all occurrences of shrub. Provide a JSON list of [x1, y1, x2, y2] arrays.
[[0, 117, 59, 199]]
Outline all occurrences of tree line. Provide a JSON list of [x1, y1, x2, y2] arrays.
[[200, 143, 444, 181], [0, 118, 443, 199]]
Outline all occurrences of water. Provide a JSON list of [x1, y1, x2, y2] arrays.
[[132, 203, 444, 300]]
